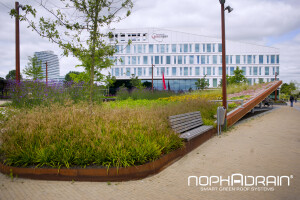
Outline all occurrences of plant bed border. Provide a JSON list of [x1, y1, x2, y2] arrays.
[[0, 128, 216, 182]]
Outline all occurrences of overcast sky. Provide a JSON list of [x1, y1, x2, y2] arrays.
[[0, 0, 300, 84]]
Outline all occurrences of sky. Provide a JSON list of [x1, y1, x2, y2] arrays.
[[0, 0, 300, 84]]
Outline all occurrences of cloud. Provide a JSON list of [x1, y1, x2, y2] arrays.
[[0, 0, 300, 84]]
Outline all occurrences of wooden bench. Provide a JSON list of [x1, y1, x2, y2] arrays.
[[169, 111, 213, 141]]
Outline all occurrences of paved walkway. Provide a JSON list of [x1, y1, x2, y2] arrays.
[[0, 105, 300, 200]]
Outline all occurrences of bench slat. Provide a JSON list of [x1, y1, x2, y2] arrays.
[[179, 125, 213, 141], [169, 111, 200, 120]]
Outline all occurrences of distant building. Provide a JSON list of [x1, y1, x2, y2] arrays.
[[34, 51, 60, 80], [108, 28, 280, 91]]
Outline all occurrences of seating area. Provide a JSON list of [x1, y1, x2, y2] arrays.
[[169, 111, 213, 141]]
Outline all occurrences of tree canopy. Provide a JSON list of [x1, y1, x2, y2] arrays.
[[195, 75, 209, 90], [227, 66, 248, 85], [10, 0, 133, 102], [6, 70, 23, 80], [23, 55, 44, 80]]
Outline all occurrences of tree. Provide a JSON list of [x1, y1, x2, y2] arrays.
[[65, 71, 80, 82], [227, 66, 248, 85], [23, 55, 44, 80], [195, 75, 209, 90], [6, 70, 22, 80], [281, 82, 297, 95], [11, 0, 133, 103], [130, 74, 143, 89]]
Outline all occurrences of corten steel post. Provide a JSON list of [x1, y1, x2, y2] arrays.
[[15, 2, 20, 83], [275, 72, 278, 101], [45, 61, 48, 85], [220, 1, 227, 120], [152, 64, 154, 93]]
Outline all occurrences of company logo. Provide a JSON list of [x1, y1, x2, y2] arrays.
[[188, 173, 293, 192], [151, 33, 168, 41]]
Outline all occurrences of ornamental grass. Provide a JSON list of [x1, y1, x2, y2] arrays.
[[0, 98, 218, 169]]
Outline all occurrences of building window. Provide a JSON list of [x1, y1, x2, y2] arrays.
[[161, 56, 164, 64], [203, 44, 206, 52], [230, 67, 234, 75], [218, 43, 222, 52], [207, 67, 212, 75], [203, 67, 206, 75], [126, 68, 130, 76], [236, 55, 240, 64], [207, 44, 211, 52], [259, 55, 263, 64], [212, 44, 215, 52], [213, 67, 215, 75], [213, 55, 217, 64], [127, 56, 131, 65], [149, 67, 152, 76], [189, 44, 193, 52], [267, 55, 269, 64], [226, 55, 229, 64], [149, 44, 153, 53], [195, 67, 200, 75], [166, 56, 171, 64], [190, 67, 192, 75], [253, 55, 256, 64], [259, 67, 262, 75], [143, 68, 146, 76], [138, 44, 142, 53], [249, 67, 252, 75], [180, 44, 183, 52], [242, 67, 246, 75], [137, 56, 141, 65], [195, 44, 200, 52], [160, 44, 165, 53], [272, 67, 275, 75], [138, 67, 142, 76], [253, 67, 258, 75], [115, 68, 119, 76], [178, 56, 183, 64], [184, 44, 188, 52], [184, 67, 188, 76], [180, 67, 183, 76], [197, 56, 200, 64], [276, 55, 279, 64], [173, 56, 177, 64], [172, 67, 176, 76], [276, 66, 279, 75], [271, 55, 275, 64], [154, 56, 160, 65], [120, 56, 125, 65], [218, 67, 222, 76], [207, 56, 210, 64], [132, 56, 136, 65], [143, 56, 148, 65], [213, 78, 217, 87], [126, 45, 131, 54], [183, 56, 187, 64], [189, 55, 194, 64], [265, 67, 269, 75], [247, 55, 252, 64], [201, 55, 206, 64], [166, 44, 169, 53]]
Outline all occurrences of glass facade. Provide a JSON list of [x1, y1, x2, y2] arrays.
[[110, 29, 280, 91]]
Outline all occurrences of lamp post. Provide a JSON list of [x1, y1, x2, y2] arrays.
[[275, 72, 278, 101], [15, 2, 20, 83], [219, 0, 233, 128]]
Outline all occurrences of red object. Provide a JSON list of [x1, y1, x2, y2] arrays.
[[162, 72, 166, 90]]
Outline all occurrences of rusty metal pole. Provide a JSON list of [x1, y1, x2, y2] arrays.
[[275, 72, 277, 101], [221, 2, 227, 125], [152, 64, 154, 93], [15, 2, 20, 84], [45, 61, 48, 85]]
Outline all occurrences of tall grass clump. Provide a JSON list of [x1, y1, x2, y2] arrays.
[[116, 87, 176, 100], [0, 98, 217, 168]]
